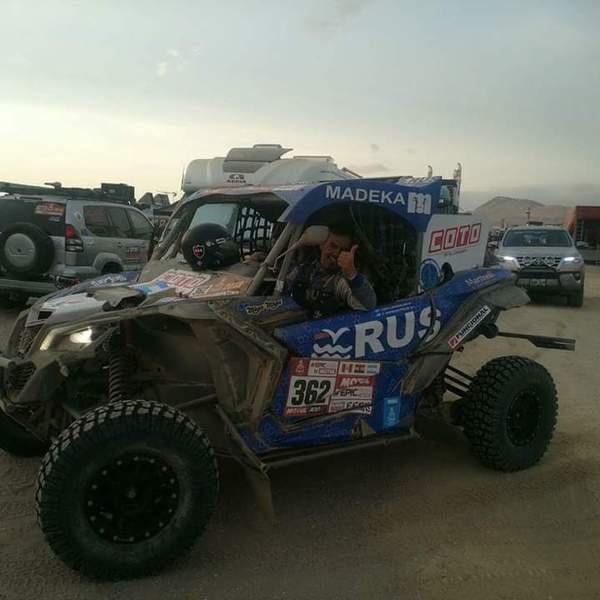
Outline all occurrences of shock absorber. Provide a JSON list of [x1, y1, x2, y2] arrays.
[[108, 325, 136, 403], [108, 349, 135, 403]]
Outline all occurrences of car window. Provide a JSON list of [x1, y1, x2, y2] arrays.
[[83, 206, 113, 237], [190, 203, 239, 232], [503, 229, 573, 247], [107, 207, 133, 238], [128, 209, 153, 240]]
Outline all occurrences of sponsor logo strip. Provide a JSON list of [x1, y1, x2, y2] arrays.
[[448, 305, 492, 349]]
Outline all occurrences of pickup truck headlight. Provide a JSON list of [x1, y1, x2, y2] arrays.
[[497, 255, 520, 271], [559, 256, 583, 269], [40, 325, 111, 352]]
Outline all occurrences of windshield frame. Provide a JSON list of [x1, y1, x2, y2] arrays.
[[154, 193, 288, 261]]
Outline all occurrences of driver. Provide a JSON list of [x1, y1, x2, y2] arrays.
[[287, 226, 376, 319]]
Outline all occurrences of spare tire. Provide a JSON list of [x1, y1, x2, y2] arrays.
[[0, 222, 55, 278]]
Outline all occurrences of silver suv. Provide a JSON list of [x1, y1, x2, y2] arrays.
[[0, 182, 154, 300], [496, 225, 585, 307]]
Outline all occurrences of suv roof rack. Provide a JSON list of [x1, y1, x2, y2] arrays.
[[0, 181, 136, 205]]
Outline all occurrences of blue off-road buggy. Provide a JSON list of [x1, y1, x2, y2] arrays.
[[0, 178, 574, 579]]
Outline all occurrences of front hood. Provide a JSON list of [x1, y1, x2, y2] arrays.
[[26, 263, 252, 328]]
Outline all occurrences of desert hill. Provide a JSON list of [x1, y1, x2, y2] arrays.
[[473, 196, 568, 227]]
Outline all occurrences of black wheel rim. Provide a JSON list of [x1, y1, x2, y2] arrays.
[[84, 453, 180, 544], [506, 389, 542, 446]]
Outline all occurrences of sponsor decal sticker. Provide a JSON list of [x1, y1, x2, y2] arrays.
[[133, 270, 250, 299], [419, 259, 441, 290], [243, 298, 283, 316], [190, 275, 249, 298], [90, 273, 130, 287], [407, 192, 432, 215], [383, 397, 401, 428], [325, 185, 406, 206], [311, 307, 442, 359], [192, 243, 205, 260], [132, 280, 171, 295], [161, 270, 212, 291], [465, 271, 496, 288], [448, 305, 492, 349], [132, 270, 211, 296], [284, 358, 379, 417], [336, 375, 374, 388], [35, 202, 65, 217], [292, 359, 309, 376], [428, 223, 482, 254], [338, 361, 380, 375], [324, 185, 432, 215], [308, 360, 339, 377]]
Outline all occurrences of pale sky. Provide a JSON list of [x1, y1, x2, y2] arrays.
[[1, 0, 599, 204]]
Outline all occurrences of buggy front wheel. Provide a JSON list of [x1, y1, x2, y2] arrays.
[[36, 400, 219, 580], [462, 356, 557, 471]]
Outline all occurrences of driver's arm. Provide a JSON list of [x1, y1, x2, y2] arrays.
[[335, 243, 376, 310], [334, 274, 377, 311]]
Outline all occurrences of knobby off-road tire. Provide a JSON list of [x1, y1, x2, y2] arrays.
[[36, 400, 219, 580], [0, 407, 48, 457], [463, 356, 557, 471]]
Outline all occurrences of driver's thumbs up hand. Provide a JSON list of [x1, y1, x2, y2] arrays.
[[338, 244, 359, 280]]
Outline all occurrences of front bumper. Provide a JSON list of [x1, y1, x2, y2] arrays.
[[516, 270, 584, 294], [0, 351, 66, 437]]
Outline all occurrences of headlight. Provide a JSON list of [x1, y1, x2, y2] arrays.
[[498, 255, 520, 271], [40, 326, 110, 352], [559, 256, 583, 267]]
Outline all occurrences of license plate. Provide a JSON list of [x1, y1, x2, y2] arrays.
[[530, 279, 547, 286]]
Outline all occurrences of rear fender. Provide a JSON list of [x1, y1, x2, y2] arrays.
[[480, 282, 530, 309], [402, 280, 523, 395]]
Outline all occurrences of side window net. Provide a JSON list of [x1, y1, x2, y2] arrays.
[[233, 205, 274, 259], [307, 203, 418, 303]]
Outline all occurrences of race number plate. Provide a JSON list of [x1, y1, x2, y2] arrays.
[[284, 358, 380, 417]]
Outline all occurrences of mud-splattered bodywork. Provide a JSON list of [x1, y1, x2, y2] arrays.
[[0, 265, 527, 458]]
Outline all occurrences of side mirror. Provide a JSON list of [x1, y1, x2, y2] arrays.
[[296, 225, 330, 248], [575, 241, 587, 249], [272, 225, 330, 269]]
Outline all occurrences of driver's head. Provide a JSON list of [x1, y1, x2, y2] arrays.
[[181, 223, 240, 271], [319, 227, 354, 272]]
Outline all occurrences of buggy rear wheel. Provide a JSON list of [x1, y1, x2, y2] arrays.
[[462, 356, 557, 471], [36, 400, 218, 580]]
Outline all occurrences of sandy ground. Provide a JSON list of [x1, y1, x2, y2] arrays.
[[0, 270, 600, 600]]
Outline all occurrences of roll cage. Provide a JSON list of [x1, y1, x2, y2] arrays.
[[154, 178, 446, 303]]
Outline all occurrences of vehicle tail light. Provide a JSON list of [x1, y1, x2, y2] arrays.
[[65, 224, 84, 253]]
